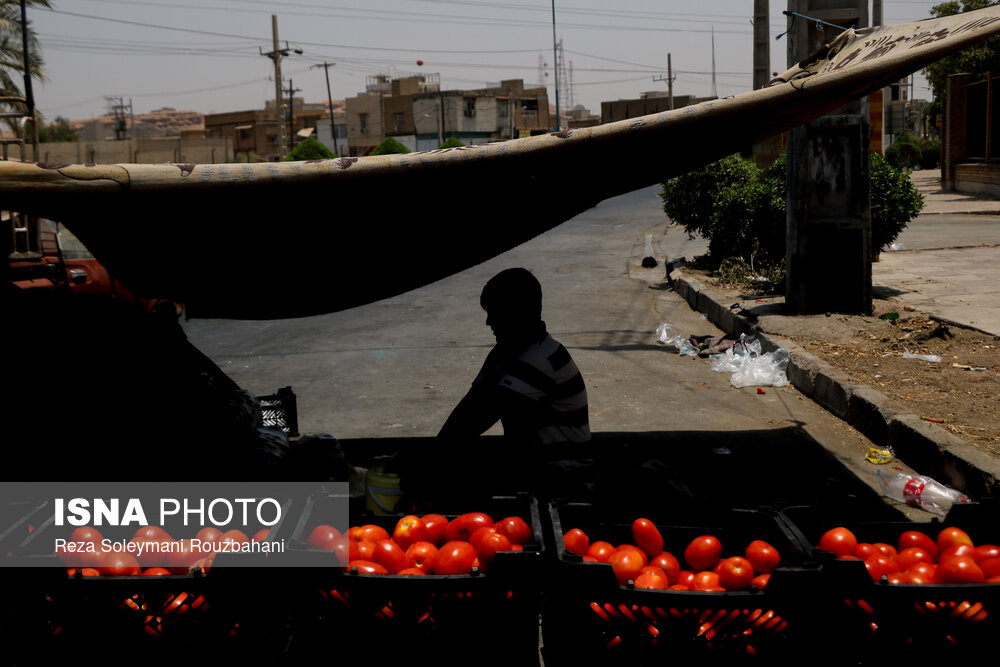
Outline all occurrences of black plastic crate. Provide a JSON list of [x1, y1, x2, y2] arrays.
[[542, 500, 819, 665], [259, 385, 298, 437], [778, 500, 1000, 662], [283, 492, 546, 665]]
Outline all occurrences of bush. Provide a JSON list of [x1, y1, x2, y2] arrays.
[[870, 151, 924, 257], [884, 141, 922, 170], [658, 154, 759, 241], [369, 137, 411, 155], [284, 137, 336, 161], [439, 136, 465, 149]]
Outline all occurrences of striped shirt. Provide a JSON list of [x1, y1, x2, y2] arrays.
[[474, 333, 590, 445]]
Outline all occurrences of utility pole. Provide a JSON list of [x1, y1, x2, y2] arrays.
[[653, 54, 675, 110], [19, 0, 37, 160], [260, 15, 301, 159], [285, 78, 300, 143], [311, 62, 340, 156], [550, 0, 560, 131]]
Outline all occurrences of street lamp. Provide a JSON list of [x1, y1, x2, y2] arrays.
[[311, 62, 340, 156], [260, 14, 303, 159]]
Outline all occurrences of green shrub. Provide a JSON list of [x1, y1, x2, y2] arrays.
[[439, 136, 465, 149], [284, 137, 336, 161], [658, 154, 758, 241], [369, 137, 411, 155], [884, 141, 922, 170], [871, 151, 924, 257]]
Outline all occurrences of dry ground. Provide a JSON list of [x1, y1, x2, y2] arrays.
[[687, 270, 1000, 456]]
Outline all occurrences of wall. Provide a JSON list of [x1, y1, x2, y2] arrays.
[[10, 136, 232, 164]]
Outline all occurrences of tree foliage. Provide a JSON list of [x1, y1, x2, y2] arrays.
[[923, 1, 1000, 104], [368, 137, 411, 155], [0, 1, 52, 132], [284, 136, 336, 161], [37, 116, 79, 143], [439, 136, 465, 149]]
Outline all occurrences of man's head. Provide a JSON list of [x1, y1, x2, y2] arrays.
[[480, 268, 542, 343]]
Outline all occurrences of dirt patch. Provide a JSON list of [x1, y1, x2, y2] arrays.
[[684, 269, 1000, 456]]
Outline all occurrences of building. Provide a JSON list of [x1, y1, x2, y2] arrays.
[[204, 98, 328, 161], [942, 72, 1000, 196], [315, 110, 348, 157], [600, 91, 716, 124]]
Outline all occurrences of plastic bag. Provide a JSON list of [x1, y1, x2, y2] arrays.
[[710, 334, 790, 387], [903, 349, 942, 363], [655, 323, 696, 356], [876, 469, 969, 516]]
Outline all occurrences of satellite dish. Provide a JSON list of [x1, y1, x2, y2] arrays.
[[417, 59, 424, 66]]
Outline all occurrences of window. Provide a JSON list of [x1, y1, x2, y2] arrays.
[[360, 113, 369, 134], [464, 97, 476, 117], [520, 99, 538, 116], [393, 112, 405, 133], [499, 101, 509, 117]]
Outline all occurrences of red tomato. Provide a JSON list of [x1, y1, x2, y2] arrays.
[[677, 570, 696, 587], [976, 544, 1000, 562], [474, 531, 512, 573], [308, 525, 342, 551], [445, 512, 494, 543], [937, 555, 984, 583], [100, 552, 142, 577], [684, 535, 722, 572], [421, 514, 449, 546], [350, 524, 390, 544], [397, 567, 427, 575], [469, 526, 499, 551], [608, 548, 646, 586], [405, 541, 439, 574], [220, 529, 250, 546], [936, 526, 974, 554], [69, 526, 103, 544], [717, 556, 755, 591], [348, 560, 388, 575], [371, 538, 411, 574], [855, 543, 878, 560], [66, 567, 100, 577], [631, 518, 664, 558], [745, 540, 781, 574], [615, 543, 648, 566], [691, 571, 723, 591], [863, 555, 900, 582], [252, 528, 270, 543], [751, 573, 771, 590], [649, 551, 680, 585], [586, 541, 616, 563], [563, 528, 590, 556], [873, 543, 897, 559], [980, 557, 1000, 578], [818, 527, 857, 558], [639, 565, 669, 585], [134, 525, 172, 542], [941, 543, 980, 563], [634, 572, 667, 589], [195, 526, 223, 546], [434, 540, 478, 575], [142, 567, 172, 576], [495, 516, 533, 546], [898, 530, 938, 561], [349, 539, 376, 562], [392, 515, 427, 551], [895, 547, 934, 571], [906, 561, 937, 584], [885, 572, 908, 585]]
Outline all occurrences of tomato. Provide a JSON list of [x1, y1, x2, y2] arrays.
[[863, 555, 900, 582], [818, 527, 857, 558], [937, 555, 984, 583], [434, 541, 478, 575], [906, 561, 937, 584], [751, 573, 771, 590], [100, 552, 142, 577], [586, 541, 616, 563], [392, 515, 427, 551], [349, 539, 377, 562], [252, 528, 270, 543], [495, 516, 533, 546], [898, 530, 938, 561], [684, 535, 722, 572], [639, 565, 669, 585], [220, 529, 250, 546], [631, 518, 664, 558], [372, 538, 411, 574], [873, 543, 897, 559], [66, 567, 100, 577], [649, 551, 680, 584], [744, 540, 780, 575], [474, 531, 512, 573], [936, 526, 974, 554], [980, 557, 1000, 578], [421, 514, 449, 546], [895, 547, 934, 571], [397, 567, 427, 575], [717, 556, 755, 591], [691, 571, 723, 591], [405, 541, 439, 574], [195, 526, 223, 546], [855, 543, 878, 560], [677, 570, 696, 587], [166, 539, 201, 574], [350, 524, 391, 544], [445, 512, 494, 543], [608, 548, 646, 586], [348, 560, 388, 575], [634, 572, 667, 589], [615, 543, 648, 566], [134, 525, 172, 542], [941, 543, 980, 563], [885, 572, 908, 585], [976, 544, 1000, 562], [469, 526, 499, 551], [69, 526, 103, 544], [142, 567, 172, 576], [563, 528, 590, 556], [308, 525, 343, 551]]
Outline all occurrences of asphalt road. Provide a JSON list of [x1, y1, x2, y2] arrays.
[[182, 186, 898, 512]]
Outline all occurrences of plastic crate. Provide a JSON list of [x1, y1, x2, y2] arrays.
[[259, 385, 299, 437], [1, 496, 299, 662], [283, 492, 546, 665], [542, 500, 819, 665], [778, 500, 1000, 662]]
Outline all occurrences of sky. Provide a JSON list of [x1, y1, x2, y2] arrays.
[[23, 0, 949, 122]]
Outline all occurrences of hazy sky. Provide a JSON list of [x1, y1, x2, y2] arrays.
[[25, 1, 946, 121]]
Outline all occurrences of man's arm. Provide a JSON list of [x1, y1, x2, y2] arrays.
[[437, 385, 502, 441]]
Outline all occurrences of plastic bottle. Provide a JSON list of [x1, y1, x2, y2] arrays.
[[876, 470, 970, 516]]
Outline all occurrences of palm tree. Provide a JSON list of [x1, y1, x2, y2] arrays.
[[1, 0, 52, 133]]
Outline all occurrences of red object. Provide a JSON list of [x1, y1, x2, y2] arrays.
[[434, 541, 477, 574], [744, 539, 781, 574], [684, 535, 722, 572], [631, 518, 664, 558], [717, 556, 755, 590], [563, 528, 589, 556], [756, 387, 766, 394], [495, 516, 532, 545], [392, 515, 427, 551]]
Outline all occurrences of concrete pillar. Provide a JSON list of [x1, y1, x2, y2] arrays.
[[785, 0, 872, 315], [942, 74, 971, 192]]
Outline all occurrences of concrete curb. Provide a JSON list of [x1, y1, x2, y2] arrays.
[[669, 263, 1000, 500]]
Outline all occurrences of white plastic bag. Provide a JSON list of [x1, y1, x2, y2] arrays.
[[655, 323, 696, 356], [903, 349, 941, 363], [711, 335, 790, 387]]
